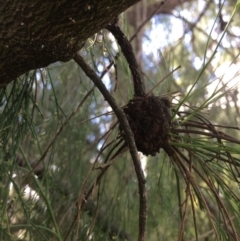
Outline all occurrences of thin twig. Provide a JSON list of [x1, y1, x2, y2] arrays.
[[173, 129, 240, 145], [23, 86, 95, 185], [65, 142, 127, 241], [73, 53, 147, 241], [172, 147, 221, 240], [146, 66, 181, 95], [175, 147, 239, 240], [129, 0, 167, 42]]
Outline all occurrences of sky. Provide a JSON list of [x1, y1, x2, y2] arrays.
[[142, 1, 240, 109]]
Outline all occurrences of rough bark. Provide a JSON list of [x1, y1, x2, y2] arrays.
[[0, 0, 140, 87]]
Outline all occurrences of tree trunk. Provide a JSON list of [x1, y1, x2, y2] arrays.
[[0, 0, 140, 87]]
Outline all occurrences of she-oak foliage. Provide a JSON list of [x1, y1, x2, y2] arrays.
[[1, 0, 240, 241]]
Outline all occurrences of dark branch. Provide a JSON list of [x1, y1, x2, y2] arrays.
[[73, 53, 147, 241], [106, 23, 145, 97], [0, 0, 140, 87]]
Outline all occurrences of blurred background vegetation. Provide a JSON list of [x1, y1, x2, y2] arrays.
[[1, 0, 240, 240]]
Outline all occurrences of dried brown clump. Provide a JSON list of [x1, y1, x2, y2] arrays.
[[121, 95, 171, 156]]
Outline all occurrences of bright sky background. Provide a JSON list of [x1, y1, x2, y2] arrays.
[[142, 2, 240, 109]]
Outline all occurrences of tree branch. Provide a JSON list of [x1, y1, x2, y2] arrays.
[[0, 0, 140, 86], [106, 23, 145, 97], [73, 53, 147, 241]]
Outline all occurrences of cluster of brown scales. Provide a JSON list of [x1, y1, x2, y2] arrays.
[[121, 95, 172, 156]]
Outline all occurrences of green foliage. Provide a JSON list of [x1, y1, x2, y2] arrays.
[[1, 1, 240, 241]]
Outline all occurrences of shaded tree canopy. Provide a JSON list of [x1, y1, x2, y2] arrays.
[[1, 0, 240, 241]]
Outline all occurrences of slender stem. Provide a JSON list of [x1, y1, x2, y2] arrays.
[[23, 86, 95, 185], [74, 53, 147, 241], [19, 147, 63, 241]]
